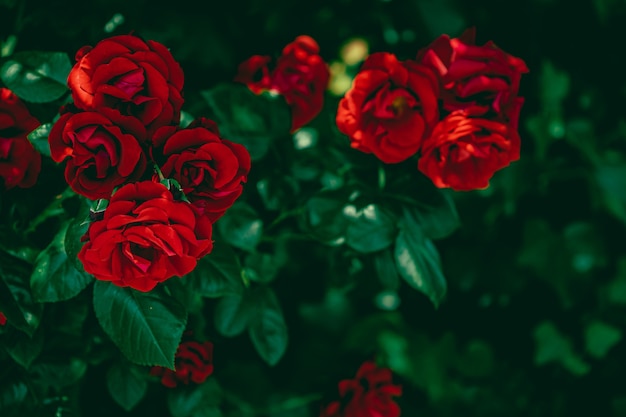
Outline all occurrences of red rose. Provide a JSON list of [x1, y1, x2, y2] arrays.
[[418, 110, 520, 191], [235, 35, 330, 132], [150, 340, 214, 388], [156, 118, 251, 222], [272, 36, 330, 131], [0, 312, 6, 326], [49, 109, 148, 200], [320, 361, 402, 417], [234, 55, 273, 94], [336, 53, 439, 164], [417, 28, 528, 118], [78, 181, 213, 292], [68, 35, 184, 133], [0, 88, 41, 189]]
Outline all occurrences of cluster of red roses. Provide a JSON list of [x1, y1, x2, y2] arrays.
[[50, 35, 250, 292], [235, 35, 330, 132], [0, 88, 41, 190], [236, 30, 527, 191], [338, 29, 527, 191]]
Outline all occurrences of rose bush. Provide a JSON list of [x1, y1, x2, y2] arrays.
[[0, 10, 538, 416], [68, 34, 184, 133], [78, 181, 213, 292], [0, 88, 41, 189]]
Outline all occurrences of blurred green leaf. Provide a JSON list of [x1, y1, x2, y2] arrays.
[[596, 163, 626, 225], [0, 381, 29, 417], [93, 282, 187, 368], [2, 325, 44, 369], [30, 222, 93, 303], [0, 51, 71, 103], [585, 321, 622, 359], [214, 294, 253, 337], [409, 190, 460, 240], [26, 123, 52, 157], [300, 189, 349, 245], [29, 357, 87, 388], [394, 208, 447, 307], [540, 60, 570, 111], [217, 202, 263, 252], [244, 252, 280, 283], [106, 363, 148, 412], [167, 378, 222, 417], [455, 339, 495, 378], [201, 83, 290, 160], [344, 203, 395, 253], [604, 257, 626, 305], [0, 251, 41, 337], [374, 248, 400, 291], [248, 287, 288, 366], [533, 321, 590, 376], [256, 176, 300, 211]]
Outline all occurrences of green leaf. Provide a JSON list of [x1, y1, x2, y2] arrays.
[[64, 200, 90, 274], [248, 287, 288, 366], [26, 123, 52, 157], [300, 189, 350, 244], [344, 203, 395, 253], [201, 83, 291, 160], [0, 51, 71, 103], [29, 358, 88, 388], [213, 294, 252, 337], [0, 251, 42, 336], [374, 249, 400, 290], [167, 379, 222, 417], [2, 326, 44, 369], [30, 222, 93, 303], [179, 110, 194, 128], [106, 363, 148, 411], [256, 176, 300, 211], [0, 380, 29, 417], [217, 202, 263, 252], [394, 208, 447, 307], [409, 191, 459, 240], [244, 252, 280, 283], [185, 243, 244, 298], [585, 321, 622, 359], [596, 164, 626, 225], [93, 281, 187, 368], [533, 321, 590, 376]]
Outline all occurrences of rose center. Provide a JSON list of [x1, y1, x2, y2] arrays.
[[390, 95, 409, 118], [112, 68, 145, 98], [123, 242, 156, 273]]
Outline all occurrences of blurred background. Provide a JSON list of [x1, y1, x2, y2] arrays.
[[3, 0, 626, 415]]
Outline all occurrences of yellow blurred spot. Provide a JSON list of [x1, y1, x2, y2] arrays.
[[340, 38, 369, 65], [328, 61, 352, 96]]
